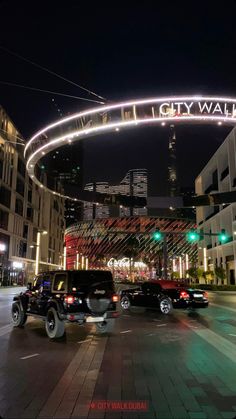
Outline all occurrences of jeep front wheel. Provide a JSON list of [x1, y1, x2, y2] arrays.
[[45, 307, 65, 339], [95, 319, 115, 334], [11, 302, 27, 327]]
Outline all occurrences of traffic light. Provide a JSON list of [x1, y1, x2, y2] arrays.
[[218, 229, 228, 243], [186, 230, 199, 242], [152, 231, 163, 241]]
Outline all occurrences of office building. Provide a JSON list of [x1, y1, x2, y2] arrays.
[[195, 127, 236, 284], [0, 105, 65, 284]]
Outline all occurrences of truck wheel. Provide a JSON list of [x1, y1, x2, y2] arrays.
[[45, 307, 65, 339], [95, 319, 115, 334], [11, 302, 27, 327], [159, 297, 173, 314]]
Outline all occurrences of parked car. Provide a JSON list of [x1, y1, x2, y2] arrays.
[[120, 280, 209, 313], [11, 270, 119, 339]]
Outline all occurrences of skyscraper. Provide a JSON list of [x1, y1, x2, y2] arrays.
[[168, 125, 179, 196], [83, 169, 148, 220]]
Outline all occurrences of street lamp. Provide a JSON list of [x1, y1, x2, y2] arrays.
[[0, 243, 6, 285], [35, 230, 48, 275], [63, 245, 66, 270]]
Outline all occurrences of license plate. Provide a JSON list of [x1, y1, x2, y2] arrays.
[[193, 293, 203, 298], [86, 316, 104, 323]]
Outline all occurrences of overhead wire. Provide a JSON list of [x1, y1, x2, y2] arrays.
[[0, 45, 106, 101], [0, 80, 105, 104]]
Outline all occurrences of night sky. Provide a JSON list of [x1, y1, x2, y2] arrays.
[[0, 0, 236, 195]]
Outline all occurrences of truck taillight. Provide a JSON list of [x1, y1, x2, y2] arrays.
[[180, 291, 189, 299], [112, 294, 119, 302], [64, 296, 75, 304], [204, 292, 208, 298]]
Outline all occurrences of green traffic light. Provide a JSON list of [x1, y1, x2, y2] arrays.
[[186, 230, 199, 242], [219, 230, 227, 242], [153, 231, 162, 241]]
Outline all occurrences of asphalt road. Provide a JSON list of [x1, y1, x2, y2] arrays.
[[1, 287, 236, 419]]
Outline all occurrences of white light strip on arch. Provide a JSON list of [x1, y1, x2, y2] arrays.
[[25, 95, 236, 202], [26, 114, 235, 170], [24, 95, 236, 157]]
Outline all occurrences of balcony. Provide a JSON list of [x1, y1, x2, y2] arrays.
[[204, 184, 218, 194], [220, 167, 229, 181]]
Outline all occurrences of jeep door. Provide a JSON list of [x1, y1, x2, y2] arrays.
[[28, 276, 43, 313], [34, 275, 52, 315]]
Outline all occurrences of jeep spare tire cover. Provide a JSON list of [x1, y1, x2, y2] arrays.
[[86, 285, 112, 314]]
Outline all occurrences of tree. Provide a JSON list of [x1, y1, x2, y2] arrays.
[[123, 237, 140, 282], [215, 266, 226, 285], [171, 271, 180, 279], [186, 267, 203, 283], [186, 267, 197, 280], [202, 270, 214, 284]]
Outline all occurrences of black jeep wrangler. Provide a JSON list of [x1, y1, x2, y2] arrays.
[[11, 270, 119, 339]]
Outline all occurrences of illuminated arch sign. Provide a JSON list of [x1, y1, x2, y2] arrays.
[[25, 95, 236, 200], [158, 100, 236, 117]]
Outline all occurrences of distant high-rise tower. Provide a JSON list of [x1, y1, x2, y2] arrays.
[[168, 125, 179, 196]]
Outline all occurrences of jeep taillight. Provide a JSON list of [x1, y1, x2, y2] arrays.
[[64, 296, 75, 304], [112, 294, 119, 302], [180, 291, 189, 299]]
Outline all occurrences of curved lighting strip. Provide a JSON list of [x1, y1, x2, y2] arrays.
[[24, 95, 236, 157], [25, 95, 236, 202]]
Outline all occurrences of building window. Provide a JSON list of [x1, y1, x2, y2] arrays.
[[17, 157, 26, 178], [28, 189, 32, 203], [0, 209, 9, 230], [19, 241, 27, 258], [16, 177, 25, 197], [26, 206, 33, 222], [33, 228, 37, 242], [15, 198, 23, 216], [23, 224, 28, 239], [0, 186, 11, 208]]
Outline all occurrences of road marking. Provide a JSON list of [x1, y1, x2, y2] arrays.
[[210, 303, 236, 314], [20, 353, 39, 360], [229, 334, 236, 337], [77, 339, 92, 344], [179, 317, 236, 364], [0, 323, 12, 330], [156, 324, 167, 327], [153, 319, 162, 322], [0, 325, 12, 337], [120, 330, 132, 334]]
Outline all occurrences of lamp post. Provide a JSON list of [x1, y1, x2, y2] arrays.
[[34, 230, 47, 275], [0, 243, 6, 285], [63, 245, 66, 270]]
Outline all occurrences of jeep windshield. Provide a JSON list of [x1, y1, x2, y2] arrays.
[[70, 270, 114, 291]]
